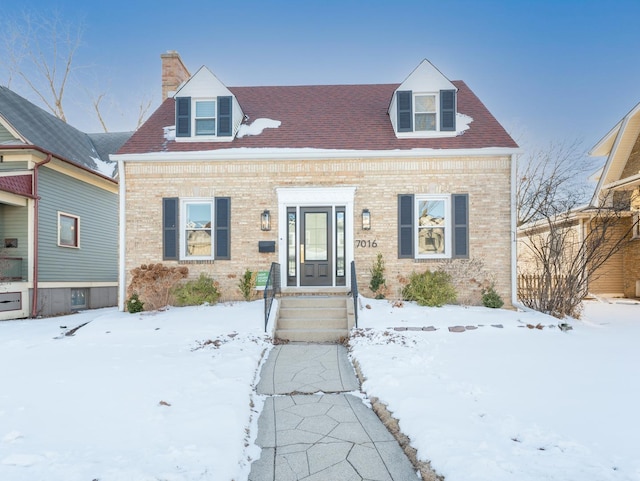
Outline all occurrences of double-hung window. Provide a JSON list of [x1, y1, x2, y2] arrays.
[[414, 94, 437, 131], [195, 100, 216, 136], [181, 199, 214, 259], [163, 197, 231, 261], [398, 193, 468, 259], [416, 195, 449, 257]]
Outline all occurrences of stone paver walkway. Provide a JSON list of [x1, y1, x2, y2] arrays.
[[249, 344, 419, 481]]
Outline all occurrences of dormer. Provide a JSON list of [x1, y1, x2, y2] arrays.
[[173, 66, 244, 142], [389, 59, 458, 138]]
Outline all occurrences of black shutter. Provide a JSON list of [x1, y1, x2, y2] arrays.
[[398, 194, 414, 258], [163, 198, 179, 260], [217, 96, 232, 136], [215, 197, 231, 259], [452, 194, 469, 258], [440, 90, 456, 132], [397, 91, 413, 132], [176, 97, 191, 137]]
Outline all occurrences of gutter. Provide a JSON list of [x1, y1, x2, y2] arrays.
[[0, 144, 117, 184], [511, 151, 518, 308], [31, 153, 52, 317]]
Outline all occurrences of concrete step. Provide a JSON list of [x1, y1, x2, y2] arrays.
[[275, 295, 350, 343], [277, 316, 348, 331], [279, 296, 347, 309], [279, 307, 347, 320], [275, 328, 349, 343]]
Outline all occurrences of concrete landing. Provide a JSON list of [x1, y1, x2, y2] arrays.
[[249, 344, 419, 481]]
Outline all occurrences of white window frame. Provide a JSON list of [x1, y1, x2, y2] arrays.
[[633, 211, 640, 239], [58, 212, 80, 248], [194, 99, 217, 137], [414, 93, 438, 132], [414, 194, 451, 259], [179, 198, 215, 260]]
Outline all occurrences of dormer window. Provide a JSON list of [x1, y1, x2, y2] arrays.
[[175, 95, 233, 140], [396, 90, 456, 135], [415, 94, 436, 131], [195, 100, 216, 135]]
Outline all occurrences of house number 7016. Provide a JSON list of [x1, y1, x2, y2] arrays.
[[355, 239, 378, 248]]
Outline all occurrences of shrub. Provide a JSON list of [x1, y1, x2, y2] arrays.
[[401, 269, 457, 307], [238, 269, 256, 301], [482, 284, 504, 309], [127, 263, 189, 311], [126, 293, 144, 313], [369, 253, 387, 299], [172, 273, 221, 306]]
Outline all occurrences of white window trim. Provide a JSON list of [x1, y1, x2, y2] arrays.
[[414, 194, 451, 259], [179, 198, 215, 260], [414, 93, 438, 132], [57, 211, 80, 249], [633, 211, 640, 239], [193, 98, 217, 139]]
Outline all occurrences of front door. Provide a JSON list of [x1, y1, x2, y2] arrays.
[[300, 207, 332, 286]]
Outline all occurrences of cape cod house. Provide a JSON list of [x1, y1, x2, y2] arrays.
[[0, 86, 130, 320], [114, 52, 519, 330]]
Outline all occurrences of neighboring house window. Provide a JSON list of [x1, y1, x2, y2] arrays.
[[414, 94, 436, 131], [58, 212, 79, 248], [633, 212, 640, 239], [175, 96, 233, 138], [195, 100, 216, 135], [71, 288, 87, 309], [162, 197, 231, 261], [398, 194, 468, 259]]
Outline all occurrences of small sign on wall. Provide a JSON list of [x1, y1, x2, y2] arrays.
[[255, 270, 270, 290]]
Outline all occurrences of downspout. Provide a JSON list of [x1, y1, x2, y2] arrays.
[[31, 154, 52, 317], [117, 159, 126, 311], [511, 151, 521, 309]]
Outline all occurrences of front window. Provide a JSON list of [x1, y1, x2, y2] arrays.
[[195, 100, 216, 136], [181, 199, 214, 259], [58, 212, 79, 248], [414, 94, 436, 131], [416, 195, 450, 258]]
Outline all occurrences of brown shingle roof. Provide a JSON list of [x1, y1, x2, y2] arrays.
[[118, 81, 517, 155]]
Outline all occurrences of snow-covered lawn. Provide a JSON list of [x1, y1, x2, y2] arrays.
[[0, 302, 272, 481], [0, 297, 638, 480], [350, 298, 640, 481]]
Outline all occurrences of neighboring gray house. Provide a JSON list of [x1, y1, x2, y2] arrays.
[[0, 86, 131, 319]]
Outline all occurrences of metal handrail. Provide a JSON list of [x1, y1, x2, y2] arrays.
[[264, 262, 281, 332], [350, 260, 359, 328]]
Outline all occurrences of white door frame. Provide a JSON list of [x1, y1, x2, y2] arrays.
[[277, 187, 356, 289]]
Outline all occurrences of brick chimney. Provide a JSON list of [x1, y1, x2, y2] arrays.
[[161, 51, 190, 100]]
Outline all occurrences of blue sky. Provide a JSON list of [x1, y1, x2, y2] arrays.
[[7, 0, 640, 158]]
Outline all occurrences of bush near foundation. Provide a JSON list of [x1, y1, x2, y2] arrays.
[[401, 269, 457, 307], [173, 273, 221, 306], [127, 263, 189, 311], [238, 269, 256, 301]]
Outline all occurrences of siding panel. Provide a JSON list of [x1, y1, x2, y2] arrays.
[[0, 204, 29, 279], [36, 168, 118, 282]]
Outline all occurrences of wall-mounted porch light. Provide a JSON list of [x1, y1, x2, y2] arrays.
[[362, 209, 371, 230], [261, 210, 271, 231]]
